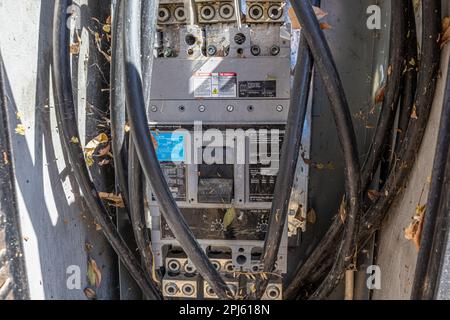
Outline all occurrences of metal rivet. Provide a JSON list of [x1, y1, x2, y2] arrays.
[[276, 105, 283, 112], [227, 105, 234, 112], [198, 105, 206, 112]]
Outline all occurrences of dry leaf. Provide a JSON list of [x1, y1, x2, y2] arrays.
[[374, 85, 386, 104], [320, 22, 332, 30], [3, 151, 9, 165], [124, 123, 131, 133], [313, 6, 328, 20], [71, 136, 79, 144], [223, 207, 236, 230], [411, 104, 418, 119], [16, 112, 24, 120], [288, 8, 301, 29], [367, 189, 380, 202], [99, 192, 125, 208], [15, 124, 26, 136], [70, 42, 80, 55], [441, 17, 450, 48], [86, 157, 95, 167], [387, 64, 393, 76], [85, 133, 109, 160], [84, 287, 97, 300], [102, 24, 111, 34], [339, 198, 347, 223], [405, 204, 426, 250], [87, 258, 102, 288]]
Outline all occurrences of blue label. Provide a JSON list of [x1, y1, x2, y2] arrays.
[[152, 132, 186, 162]]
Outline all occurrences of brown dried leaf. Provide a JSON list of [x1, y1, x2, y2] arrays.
[[98, 192, 125, 208], [87, 258, 102, 288], [70, 42, 80, 55], [84, 287, 97, 300], [339, 198, 347, 224], [367, 189, 380, 202], [441, 17, 450, 48], [411, 104, 418, 119], [374, 85, 386, 104], [85, 133, 109, 158], [307, 208, 317, 224], [3, 151, 9, 165], [320, 22, 332, 30], [405, 204, 426, 250]]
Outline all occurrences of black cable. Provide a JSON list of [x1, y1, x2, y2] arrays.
[[285, 0, 441, 299], [110, 0, 129, 205], [394, 0, 418, 156], [141, 0, 158, 103], [361, 0, 406, 192], [52, 0, 162, 300], [291, 0, 362, 300], [121, 0, 231, 299], [252, 1, 316, 299], [411, 55, 450, 300], [129, 134, 160, 287]]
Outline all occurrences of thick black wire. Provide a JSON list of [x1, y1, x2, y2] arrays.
[[394, 0, 418, 156], [252, 1, 317, 300], [129, 134, 160, 287], [361, 0, 406, 192], [110, 0, 129, 206], [285, 0, 441, 299], [52, 0, 161, 300], [121, 0, 231, 299], [411, 55, 450, 300], [291, 0, 362, 300]]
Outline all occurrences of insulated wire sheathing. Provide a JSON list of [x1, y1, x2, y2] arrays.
[[412, 55, 450, 300], [122, 0, 231, 300], [290, 0, 362, 300], [110, 0, 129, 206], [129, 134, 160, 286], [285, 0, 441, 300], [52, 0, 162, 300]]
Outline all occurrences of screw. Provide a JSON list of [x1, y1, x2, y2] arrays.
[[270, 45, 280, 56], [198, 105, 206, 112], [151, 105, 158, 112], [247, 105, 254, 112], [227, 105, 234, 112], [276, 105, 283, 112], [207, 45, 217, 56], [251, 45, 261, 56], [234, 33, 246, 45]]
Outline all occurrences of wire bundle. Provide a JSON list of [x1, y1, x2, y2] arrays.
[[52, 0, 443, 301]]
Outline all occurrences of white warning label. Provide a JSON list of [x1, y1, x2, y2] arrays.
[[194, 72, 237, 98]]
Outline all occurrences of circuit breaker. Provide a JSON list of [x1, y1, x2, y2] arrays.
[[146, 0, 308, 300]]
